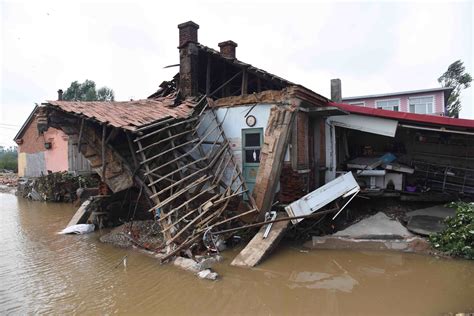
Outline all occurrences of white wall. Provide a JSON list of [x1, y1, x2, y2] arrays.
[[215, 104, 273, 168]]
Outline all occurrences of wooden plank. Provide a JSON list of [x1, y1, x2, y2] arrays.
[[134, 117, 198, 142], [252, 106, 295, 217], [101, 124, 106, 179], [66, 198, 94, 227], [230, 214, 288, 268], [206, 55, 211, 96], [241, 68, 248, 95]]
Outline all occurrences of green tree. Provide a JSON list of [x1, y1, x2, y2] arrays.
[[438, 60, 472, 118], [97, 87, 115, 101], [0, 146, 18, 172], [63, 80, 115, 101]]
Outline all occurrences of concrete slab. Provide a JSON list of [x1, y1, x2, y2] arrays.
[[406, 205, 455, 219], [407, 215, 446, 236], [334, 212, 413, 238], [304, 236, 432, 254]]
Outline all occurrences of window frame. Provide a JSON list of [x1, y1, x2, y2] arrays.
[[375, 98, 401, 112], [348, 101, 366, 107], [408, 95, 435, 114]]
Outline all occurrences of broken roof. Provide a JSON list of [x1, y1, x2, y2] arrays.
[[43, 93, 197, 131], [331, 102, 474, 130], [196, 44, 328, 103]]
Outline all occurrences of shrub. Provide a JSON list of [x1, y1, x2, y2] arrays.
[[429, 202, 474, 259]]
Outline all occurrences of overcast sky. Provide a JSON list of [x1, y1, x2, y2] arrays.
[[1, 0, 472, 147]]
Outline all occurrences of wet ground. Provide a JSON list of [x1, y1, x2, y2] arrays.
[[1, 192, 473, 315]]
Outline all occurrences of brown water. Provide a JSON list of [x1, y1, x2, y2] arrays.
[[1, 192, 473, 315]]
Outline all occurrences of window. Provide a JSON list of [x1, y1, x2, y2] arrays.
[[243, 131, 262, 163], [375, 99, 400, 111], [409, 96, 434, 114], [348, 101, 365, 106]]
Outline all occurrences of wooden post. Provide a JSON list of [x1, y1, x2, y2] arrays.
[[101, 124, 106, 179], [77, 119, 85, 152], [241, 68, 248, 95], [206, 55, 211, 96]]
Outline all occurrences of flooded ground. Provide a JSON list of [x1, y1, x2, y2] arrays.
[[1, 192, 473, 315]]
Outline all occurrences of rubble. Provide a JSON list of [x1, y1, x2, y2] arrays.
[[30, 20, 474, 276], [17, 171, 99, 202], [0, 172, 18, 194], [100, 220, 163, 249]]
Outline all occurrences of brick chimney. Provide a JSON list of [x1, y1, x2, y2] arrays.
[[330, 79, 342, 103], [218, 40, 237, 59], [57, 89, 63, 101], [178, 21, 199, 47], [178, 21, 200, 97]]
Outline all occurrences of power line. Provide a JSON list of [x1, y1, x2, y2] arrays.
[[0, 123, 21, 127], [0, 126, 19, 131]]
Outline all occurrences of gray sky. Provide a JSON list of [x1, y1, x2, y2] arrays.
[[1, 0, 473, 147]]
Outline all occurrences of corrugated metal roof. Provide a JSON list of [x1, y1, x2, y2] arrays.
[[331, 102, 474, 129], [44, 93, 197, 131]]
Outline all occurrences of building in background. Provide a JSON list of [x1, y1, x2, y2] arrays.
[[341, 87, 453, 116], [14, 106, 91, 177]]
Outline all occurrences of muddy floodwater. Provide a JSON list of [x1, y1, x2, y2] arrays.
[[1, 193, 473, 315]]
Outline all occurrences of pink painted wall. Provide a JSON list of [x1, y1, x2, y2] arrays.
[[43, 128, 69, 173], [344, 91, 445, 115]]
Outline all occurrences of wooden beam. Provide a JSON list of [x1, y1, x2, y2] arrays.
[[126, 132, 138, 168], [136, 129, 192, 153], [206, 55, 211, 96], [134, 117, 198, 142], [101, 124, 106, 179], [77, 118, 85, 152], [241, 68, 248, 95], [208, 70, 243, 98]]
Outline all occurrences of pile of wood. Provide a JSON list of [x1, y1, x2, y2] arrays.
[[133, 98, 258, 261]]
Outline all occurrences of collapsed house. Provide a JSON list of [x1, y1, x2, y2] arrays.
[[326, 82, 474, 200], [36, 21, 340, 265], [33, 21, 474, 269]]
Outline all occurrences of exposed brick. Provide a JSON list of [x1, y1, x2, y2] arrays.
[[278, 163, 308, 203]]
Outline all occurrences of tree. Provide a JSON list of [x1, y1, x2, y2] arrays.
[[438, 60, 472, 118], [97, 87, 115, 101], [63, 80, 115, 101]]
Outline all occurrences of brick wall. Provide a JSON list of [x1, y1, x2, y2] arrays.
[[18, 117, 46, 154], [296, 111, 309, 169], [278, 163, 309, 203]]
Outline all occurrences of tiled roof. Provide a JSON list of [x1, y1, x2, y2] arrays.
[[44, 93, 197, 131]]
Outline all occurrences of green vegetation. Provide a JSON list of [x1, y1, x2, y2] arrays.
[[63, 79, 115, 101], [438, 60, 472, 118], [430, 202, 474, 259], [0, 146, 18, 172]]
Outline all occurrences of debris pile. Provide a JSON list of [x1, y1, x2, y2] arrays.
[[100, 220, 163, 249], [130, 99, 258, 262], [0, 172, 18, 194], [17, 171, 99, 202]]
